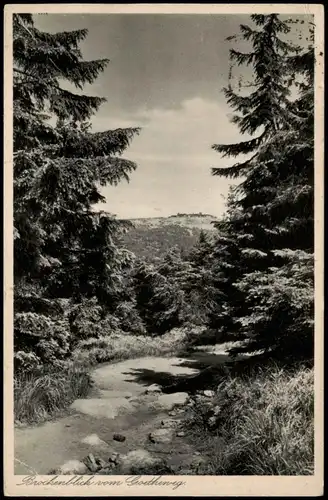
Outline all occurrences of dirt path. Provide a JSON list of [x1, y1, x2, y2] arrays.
[[14, 356, 200, 475]]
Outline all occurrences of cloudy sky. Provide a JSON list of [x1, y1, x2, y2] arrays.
[[34, 14, 310, 219]]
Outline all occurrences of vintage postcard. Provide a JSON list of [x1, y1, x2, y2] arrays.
[[3, 3, 324, 497]]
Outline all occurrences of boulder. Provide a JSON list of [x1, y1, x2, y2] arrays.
[[71, 398, 132, 419], [203, 390, 215, 398], [145, 384, 162, 394], [148, 428, 174, 444], [151, 392, 189, 411], [58, 460, 89, 475], [119, 449, 162, 474]]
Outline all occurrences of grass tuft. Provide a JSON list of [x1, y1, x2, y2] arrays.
[[14, 362, 92, 424], [184, 364, 314, 475]]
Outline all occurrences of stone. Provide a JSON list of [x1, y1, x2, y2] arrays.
[[108, 452, 120, 464], [161, 418, 179, 429], [84, 453, 99, 473], [151, 392, 189, 411], [113, 433, 126, 442], [58, 460, 89, 475], [71, 398, 132, 419], [148, 428, 174, 444], [96, 457, 107, 469], [81, 434, 109, 447], [176, 431, 185, 437], [119, 449, 162, 474], [145, 384, 162, 394], [203, 390, 215, 398]]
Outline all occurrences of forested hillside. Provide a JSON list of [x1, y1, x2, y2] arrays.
[[120, 214, 218, 262], [12, 13, 317, 477]]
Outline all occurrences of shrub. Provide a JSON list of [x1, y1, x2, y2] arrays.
[[68, 298, 104, 342], [114, 300, 147, 334], [232, 250, 314, 361], [14, 312, 71, 371]]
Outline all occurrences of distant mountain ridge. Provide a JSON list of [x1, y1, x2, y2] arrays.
[[121, 213, 218, 262]]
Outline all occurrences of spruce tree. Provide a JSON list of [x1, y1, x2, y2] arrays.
[[209, 15, 314, 360], [13, 14, 140, 370], [212, 14, 298, 176], [232, 37, 315, 361]]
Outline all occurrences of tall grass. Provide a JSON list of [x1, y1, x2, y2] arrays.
[[14, 327, 198, 425], [71, 328, 193, 366], [185, 364, 314, 475], [14, 362, 92, 424]]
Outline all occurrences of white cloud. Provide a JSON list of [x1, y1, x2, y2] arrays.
[[95, 97, 241, 218]]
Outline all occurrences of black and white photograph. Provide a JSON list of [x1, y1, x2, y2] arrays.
[[4, 3, 324, 497]]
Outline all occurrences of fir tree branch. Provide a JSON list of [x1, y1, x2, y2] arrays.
[[212, 130, 267, 157], [212, 153, 258, 178]]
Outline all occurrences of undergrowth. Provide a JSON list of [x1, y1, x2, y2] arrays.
[[71, 327, 196, 366], [184, 364, 314, 475], [14, 326, 199, 425], [14, 362, 92, 424]]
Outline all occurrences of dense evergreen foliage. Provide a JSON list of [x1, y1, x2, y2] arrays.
[[13, 13, 315, 374], [13, 14, 140, 371], [207, 15, 315, 361]]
